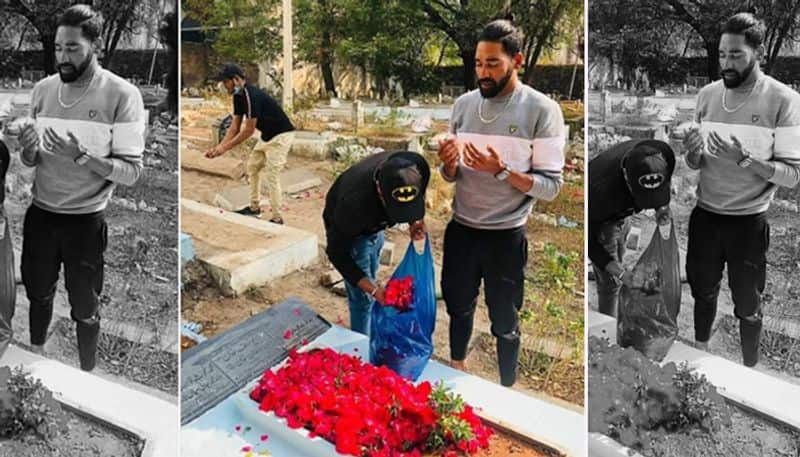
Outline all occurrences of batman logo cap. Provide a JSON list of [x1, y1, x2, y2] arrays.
[[378, 151, 430, 223], [623, 140, 676, 210]]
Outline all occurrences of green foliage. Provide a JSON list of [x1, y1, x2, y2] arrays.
[[184, 0, 281, 65], [0, 366, 66, 441], [426, 382, 474, 451], [511, 0, 584, 72], [535, 242, 579, 292]]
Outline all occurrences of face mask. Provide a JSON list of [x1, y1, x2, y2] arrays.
[[232, 84, 242, 95]]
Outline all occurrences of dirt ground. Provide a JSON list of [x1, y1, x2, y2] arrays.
[[0, 408, 142, 457], [644, 408, 799, 457], [587, 90, 800, 384], [180, 99, 585, 408], [4, 109, 179, 397]]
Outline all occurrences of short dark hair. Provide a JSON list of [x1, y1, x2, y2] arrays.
[[478, 20, 522, 57], [57, 4, 103, 43], [722, 13, 765, 48]]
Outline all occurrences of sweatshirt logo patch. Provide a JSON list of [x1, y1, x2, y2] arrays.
[[752, 114, 759, 123], [391, 186, 418, 203], [508, 124, 518, 134], [89, 110, 97, 119], [638, 173, 664, 189]]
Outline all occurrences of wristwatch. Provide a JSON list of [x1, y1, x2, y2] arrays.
[[494, 165, 511, 181], [74, 146, 90, 165], [737, 149, 753, 168]]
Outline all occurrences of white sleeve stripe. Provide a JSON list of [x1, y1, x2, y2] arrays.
[[244, 87, 252, 118], [532, 136, 566, 171], [112, 121, 145, 152], [774, 125, 800, 159]]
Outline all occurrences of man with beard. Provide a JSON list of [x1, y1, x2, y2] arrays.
[[16, 4, 145, 371], [205, 64, 295, 224], [437, 20, 566, 386], [683, 13, 800, 367]]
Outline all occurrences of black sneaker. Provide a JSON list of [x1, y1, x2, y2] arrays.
[[235, 207, 262, 218]]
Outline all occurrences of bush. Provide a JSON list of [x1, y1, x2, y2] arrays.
[[0, 366, 66, 441]]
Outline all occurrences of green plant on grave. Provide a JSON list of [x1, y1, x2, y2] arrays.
[[535, 243, 579, 292], [426, 382, 474, 451], [0, 366, 67, 441]]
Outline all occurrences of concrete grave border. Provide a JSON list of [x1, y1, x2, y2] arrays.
[[181, 199, 318, 295], [1, 344, 178, 457], [587, 310, 800, 455]]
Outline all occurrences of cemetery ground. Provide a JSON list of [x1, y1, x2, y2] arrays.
[[180, 94, 586, 408], [587, 88, 800, 382], [0, 88, 179, 399], [586, 88, 800, 457]]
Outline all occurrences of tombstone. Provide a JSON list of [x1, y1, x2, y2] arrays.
[[181, 298, 332, 424], [352, 99, 364, 131], [600, 90, 611, 123]]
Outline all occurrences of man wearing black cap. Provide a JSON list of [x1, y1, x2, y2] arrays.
[[323, 151, 429, 335], [588, 139, 675, 317], [205, 63, 295, 224]]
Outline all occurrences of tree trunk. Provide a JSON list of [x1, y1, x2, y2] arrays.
[[15, 25, 28, 51], [704, 39, 719, 81], [106, 9, 134, 68], [460, 49, 475, 90], [320, 31, 337, 97], [42, 34, 56, 74], [317, 0, 337, 97]]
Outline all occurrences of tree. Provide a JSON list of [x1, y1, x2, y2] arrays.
[[1, 0, 74, 74], [414, 0, 509, 90], [335, 0, 437, 98], [0, 10, 39, 51], [295, 0, 341, 96], [1, 0, 158, 74], [95, 0, 152, 68], [658, 0, 800, 78], [660, 0, 744, 80], [751, 0, 800, 74], [183, 0, 282, 72], [512, 0, 583, 85]]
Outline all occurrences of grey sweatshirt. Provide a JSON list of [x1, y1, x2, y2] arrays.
[[442, 83, 566, 229]]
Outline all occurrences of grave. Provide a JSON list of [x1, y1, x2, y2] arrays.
[[181, 199, 318, 295], [181, 298, 330, 424], [180, 143, 245, 179], [212, 168, 322, 211], [181, 298, 586, 457], [1, 344, 178, 457], [291, 131, 337, 160], [588, 311, 800, 433]]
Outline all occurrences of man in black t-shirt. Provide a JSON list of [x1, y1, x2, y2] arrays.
[[205, 64, 295, 223]]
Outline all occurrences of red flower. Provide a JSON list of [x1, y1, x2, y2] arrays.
[[383, 276, 415, 312], [283, 329, 293, 339], [248, 348, 491, 456]]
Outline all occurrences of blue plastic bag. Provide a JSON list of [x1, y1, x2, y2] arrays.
[[369, 236, 436, 381]]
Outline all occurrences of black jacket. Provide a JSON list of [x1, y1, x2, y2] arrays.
[[323, 151, 396, 285], [588, 139, 656, 269]]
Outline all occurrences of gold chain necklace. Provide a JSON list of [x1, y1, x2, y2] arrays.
[[478, 89, 516, 124], [722, 78, 761, 113], [58, 71, 97, 109]]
